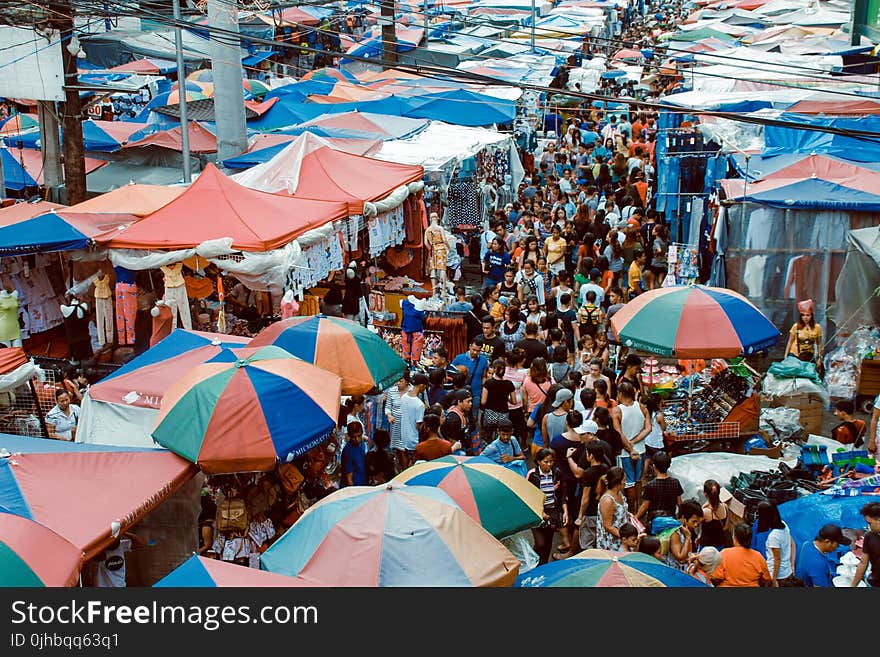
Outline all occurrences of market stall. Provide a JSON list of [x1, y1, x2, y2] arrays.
[[611, 284, 780, 454]]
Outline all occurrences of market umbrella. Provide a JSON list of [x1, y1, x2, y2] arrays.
[[392, 455, 545, 538], [249, 315, 407, 394], [0, 514, 83, 587], [612, 48, 643, 61], [186, 68, 214, 83], [243, 78, 271, 98], [154, 554, 308, 587], [515, 549, 707, 587], [609, 284, 780, 358], [600, 69, 628, 79], [151, 345, 342, 474], [260, 483, 520, 587]]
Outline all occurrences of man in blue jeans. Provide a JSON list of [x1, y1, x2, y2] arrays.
[[795, 524, 850, 587], [451, 340, 489, 423]]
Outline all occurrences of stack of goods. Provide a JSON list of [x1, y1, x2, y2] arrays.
[[639, 358, 677, 395], [663, 368, 754, 433]]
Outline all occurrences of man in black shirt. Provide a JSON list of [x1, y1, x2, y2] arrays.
[[442, 390, 476, 455], [634, 450, 683, 530], [514, 321, 549, 368], [475, 315, 506, 362], [576, 440, 609, 550]]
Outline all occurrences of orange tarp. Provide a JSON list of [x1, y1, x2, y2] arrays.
[[64, 183, 183, 217], [123, 122, 217, 153], [104, 163, 349, 251]]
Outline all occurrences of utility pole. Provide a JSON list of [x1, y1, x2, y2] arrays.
[[380, 0, 398, 65], [530, 0, 536, 53], [52, 0, 87, 204], [207, 0, 247, 163], [172, 0, 192, 182]]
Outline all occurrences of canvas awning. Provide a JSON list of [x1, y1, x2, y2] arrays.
[[103, 163, 350, 251]]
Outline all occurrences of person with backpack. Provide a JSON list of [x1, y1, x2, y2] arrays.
[[577, 289, 605, 339], [442, 389, 480, 455]]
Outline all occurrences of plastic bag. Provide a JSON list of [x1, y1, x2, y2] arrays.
[[760, 406, 803, 442], [761, 373, 829, 405], [767, 356, 820, 383], [823, 347, 859, 399], [500, 530, 540, 574]]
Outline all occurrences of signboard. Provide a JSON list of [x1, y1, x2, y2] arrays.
[[0, 26, 65, 101]]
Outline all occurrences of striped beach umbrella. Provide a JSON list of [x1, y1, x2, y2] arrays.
[[151, 345, 341, 474], [260, 484, 520, 587], [0, 514, 83, 587], [250, 315, 406, 394], [154, 555, 307, 587], [516, 550, 707, 588], [610, 284, 780, 358], [392, 455, 545, 538]]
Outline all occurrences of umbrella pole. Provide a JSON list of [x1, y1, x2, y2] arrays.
[[688, 359, 693, 421]]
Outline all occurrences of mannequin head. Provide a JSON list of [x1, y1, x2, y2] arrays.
[[429, 212, 440, 226]]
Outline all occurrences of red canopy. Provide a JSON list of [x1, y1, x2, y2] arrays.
[[0, 200, 64, 227], [123, 122, 217, 153], [232, 133, 424, 214], [104, 163, 349, 251], [108, 58, 164, 74], [786, 99, 880, 116], [0, 347, 27, 375]]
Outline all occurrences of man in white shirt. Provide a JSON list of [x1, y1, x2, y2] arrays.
[[398, 372, 428, 470], [46, 389, 81, 441], [578, 268, 606, 307]]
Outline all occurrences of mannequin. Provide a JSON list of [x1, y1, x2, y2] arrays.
[[60, 297, 92, 364], [150, 299, 174, 348], [113, 266, 137, 346], [343, 261, 367, 326], [92, 268, 115, 347], [0, 278, 21, 348], [280, 290, 300, 319], [160, 262, 192, 330], [424, 212, 450, 296], [401, 294, 427, 366]]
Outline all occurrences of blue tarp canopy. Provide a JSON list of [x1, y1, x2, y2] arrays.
[[403, 89, 516, 125], [242, 50, 276, 66], [763, 113, 880, 163], [0, 149, 38, 190], [0, 211, 89, 255], [3, 119, 155, 153], [779, 491, 869, 550]]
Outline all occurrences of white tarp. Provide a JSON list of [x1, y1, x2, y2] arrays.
[[77, 392, 162, 449], [373, 121, 511, 172], [668, 451, 795, 501]]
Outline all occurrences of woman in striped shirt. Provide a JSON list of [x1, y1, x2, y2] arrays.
[[384, 371, 411, 460], [527, 448, 567, 565]]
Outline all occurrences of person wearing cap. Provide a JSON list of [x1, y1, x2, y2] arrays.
[[795, 524, 851, 588], [688, 546, 722, 586], [442, 389, 477, 455], [479, 418, 527, 477], [784, 298, 823, 372], [549, 410, 588, 558], [541, 387, 574, 451]]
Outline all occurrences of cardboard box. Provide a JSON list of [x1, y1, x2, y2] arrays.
[[719, 486, 746, 526], [763, 392, 825, 436]]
